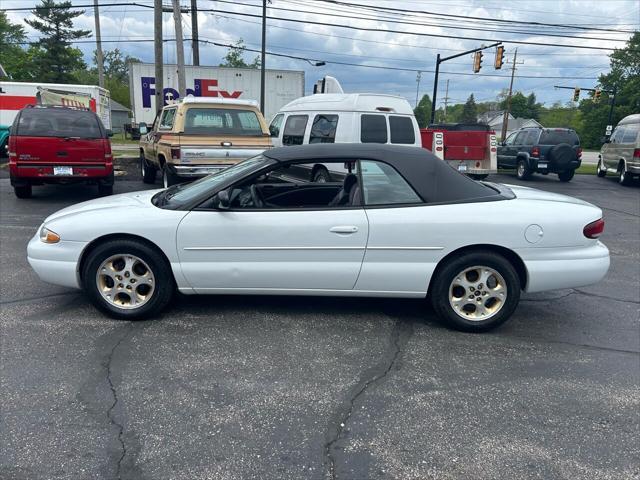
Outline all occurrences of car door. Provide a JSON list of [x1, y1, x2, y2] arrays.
[[498, 131, 518, 167], [604, 126, 624, 169], [175, 159, 369, 292], [354, 159, 442, 294]]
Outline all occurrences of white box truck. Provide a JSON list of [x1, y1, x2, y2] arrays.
[[128, 63, 305, 125]]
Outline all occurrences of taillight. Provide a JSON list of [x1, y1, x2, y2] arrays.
[[583, 218, 604, 239], [531, 146, 540, 158], [633, 148, 640, 159], [577, 147, 583, 158], [171, 147, 181, 160]]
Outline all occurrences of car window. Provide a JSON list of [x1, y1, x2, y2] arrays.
[[523, 130, 539, 146], [621, 124, 639, 144], [361, 114, 388, 143], [269, 114, 284, 137], [539, 130, 580, 145], [159, 108, 177, 130], [282, 115, 308, 145], [389, 116, 415, 144], [513, 131, 528, 145], [610, 126, 625, 144], [183, 108, 263, 136], [503, 132, 517, 145], [16, 108, 103, 138], [360, 160, 422, 206], [309, 114, 338, 144], [222, 160, 360, 210]]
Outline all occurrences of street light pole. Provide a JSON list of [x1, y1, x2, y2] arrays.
[[93, 0, 105, 89], [172, 0, 186, 98], [154, 0, 163, 115]]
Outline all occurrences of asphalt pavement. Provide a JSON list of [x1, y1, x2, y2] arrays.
[[1, 167, 638, 480]]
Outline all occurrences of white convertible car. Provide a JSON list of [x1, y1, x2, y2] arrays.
[[27, 144, 609, 331]]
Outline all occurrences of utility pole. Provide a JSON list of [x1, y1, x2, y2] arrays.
[[190, 0, 200, 66], [154, 0, 163, 115], [443, 79, 450, 122], [260, 0, 267, 114], [415, 71, 421, 108], [172, 0, 186, 98], [93, 0, 104, 88], [500, 48, 523, 141]]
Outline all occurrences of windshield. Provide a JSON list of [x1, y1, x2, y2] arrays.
[[16, 108, 103, 138], [183, 108, 264, 136], [154, 155, 274, 208]]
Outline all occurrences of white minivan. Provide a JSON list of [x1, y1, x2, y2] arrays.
[[268, 93, 421, 182]]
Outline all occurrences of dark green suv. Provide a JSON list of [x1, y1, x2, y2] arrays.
[[497, 127, 582, 182]]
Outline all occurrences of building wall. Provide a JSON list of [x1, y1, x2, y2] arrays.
[[110, 110, 130, 133]]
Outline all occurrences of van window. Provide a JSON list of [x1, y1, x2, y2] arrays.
[[622, 124, 639, 143], [269, 114, 284, 137], [361, 114, 388, 143], [283, 115, 308, 145], [610, 126, 625, 144], [159, 108, 177, 130], [389, 116, 415, 144], [16, 108, 103, 138], [309, 114, 338, 144]]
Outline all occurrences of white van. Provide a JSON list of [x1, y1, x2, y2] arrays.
[[268, 93, 420, 182]]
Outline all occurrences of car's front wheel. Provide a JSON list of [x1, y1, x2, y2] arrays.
[[82, 239, 174, 319], [596, 157, 607, 178], [430, 252, 521, 332]]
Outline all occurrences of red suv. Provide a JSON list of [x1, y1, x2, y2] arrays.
[[8, 105, 114, 198]]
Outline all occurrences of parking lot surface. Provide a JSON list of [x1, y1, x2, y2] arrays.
[[1, 168, 638, 480]]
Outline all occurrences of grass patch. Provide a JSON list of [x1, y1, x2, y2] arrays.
[[113, 149, 138, 158], [110, 132, 140, 145], [575, 164, 597, 175]]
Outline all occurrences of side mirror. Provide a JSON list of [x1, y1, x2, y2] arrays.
[[216, 189, 230, 209], [138, 123, 148, 135], [106, 129, 114, 137]]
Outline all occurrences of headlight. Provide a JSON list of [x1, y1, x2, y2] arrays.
[[39, 225, 60, 244]]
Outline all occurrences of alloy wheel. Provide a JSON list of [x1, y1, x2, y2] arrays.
[[96, 254, 155, 309], [448, 266, 507, 321]]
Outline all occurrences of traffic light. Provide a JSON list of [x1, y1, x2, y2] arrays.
[[494, 46, 505, 70], [594, 89, 601, 102], [573, 87, 580, 102], [473, 51, 483, 73]]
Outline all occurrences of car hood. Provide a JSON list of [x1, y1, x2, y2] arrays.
[[45, 189, 163, 223], [505, 184, 593, 207]]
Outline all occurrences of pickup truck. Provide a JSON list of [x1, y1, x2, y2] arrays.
[[139, 97, 272, 187]]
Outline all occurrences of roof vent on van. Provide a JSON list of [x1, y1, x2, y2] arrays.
[[376, 107, 395, 112]]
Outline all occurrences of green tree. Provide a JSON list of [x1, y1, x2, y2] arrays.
[[460, 94, 478, 123], [25, 0, 91, 83], [219, 39, 261, 68], [526, 93, 541, 120], [413, 94, 432, 127], [0, 11, 32, 80], [94, 48, 141, 83]]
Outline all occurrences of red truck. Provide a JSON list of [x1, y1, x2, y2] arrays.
[[421, 124, 497, 179]]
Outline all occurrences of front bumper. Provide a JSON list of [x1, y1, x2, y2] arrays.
[[518, 241, 610, 293], [27, 232, 87, 289]]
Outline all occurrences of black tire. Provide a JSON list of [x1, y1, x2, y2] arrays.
[[468, 174, 488, 180], [558, 169, 575, 182], [82, 239, 174, 320], [596, 157, 607, 178], [619, 163, 633, 186], [547, 143, 576, 172], [516, 158, 532, 180], [430, 251, 521, 332], [14, 184, 32, 199], [162, 165, 180, 188], [141, 152, 157, 184], [98, 183, 113, 196], [313, 167, 332, 183]]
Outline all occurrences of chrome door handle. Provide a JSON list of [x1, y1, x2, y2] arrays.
[[330, 226, 359, 234]]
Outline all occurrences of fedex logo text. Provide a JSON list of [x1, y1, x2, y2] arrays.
[[141, 77, 242, 108]]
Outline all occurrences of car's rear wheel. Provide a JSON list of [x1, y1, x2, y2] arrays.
[[14, 184, 32, 199], [430, 252, 521, 332], [558, 169, 575, 182], [313, 167, 331, 183], [516, 159, 532, 180], [162, 166, 179, 188], [82, 239, 174, 319], [141, 152, 157, 184], [618, 163, 633, 186], [596, 157, 607, 178]]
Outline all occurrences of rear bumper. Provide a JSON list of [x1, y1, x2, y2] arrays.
[[533, 157, 581, 173], [518, 241, 610, 293], [627, 161, 640, 174], [10, 160, 114, 184]]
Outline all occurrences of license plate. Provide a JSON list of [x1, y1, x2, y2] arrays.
[[538, 162, 548, 169], [457, 164, 468, 172], [53, 166, 73, 176]]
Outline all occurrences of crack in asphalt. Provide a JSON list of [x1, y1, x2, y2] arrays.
[[325, 319, 414, 480], [105, 327, 134, 480], [0, 291, 79, 306], [574, 288, 640, 305]]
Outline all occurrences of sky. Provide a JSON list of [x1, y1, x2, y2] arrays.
[[4, 0, 640, 108]]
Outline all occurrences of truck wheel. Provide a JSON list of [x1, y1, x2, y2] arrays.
[[162, 166, 179, 188], [98, 183, 113, 196], [141, 152, 157, 184], [14, 184, 32, 199], [619, 163, 633, 186], [596, 157, 607, 178], [558, 170, 575, 182], [468, 174, 488, 180], [313, 167, 332, 183], [516, 159, 532, 180]]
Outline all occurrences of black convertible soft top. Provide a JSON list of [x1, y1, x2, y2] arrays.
[[263, 144, 507, 204]]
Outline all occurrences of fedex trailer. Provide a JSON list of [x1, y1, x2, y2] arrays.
[[129, 63, 305, 125]]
